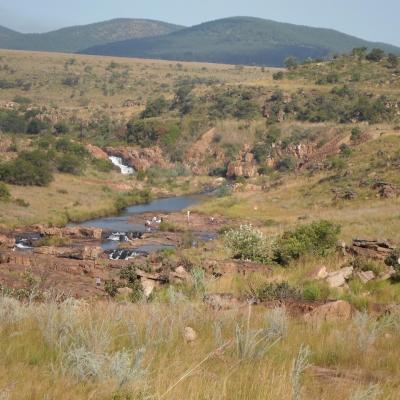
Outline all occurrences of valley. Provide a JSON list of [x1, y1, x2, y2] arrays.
[[0, 46, 400, 399]]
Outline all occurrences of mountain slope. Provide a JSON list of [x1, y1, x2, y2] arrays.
[[0, 19, 184, 53], [82, 17, 400, 66]]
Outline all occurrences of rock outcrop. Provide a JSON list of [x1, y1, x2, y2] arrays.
[[347, 239, 394, 260], [304, 300, 352, 323], [0, 234, 16, 248], [226, 147, 258, 179], [33, 246, 102, 260], [86, 144, 109, 160], [32, 226, 102, 240], [105, 146, 171, 172]]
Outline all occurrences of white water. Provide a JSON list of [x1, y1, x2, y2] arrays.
[[109, 156, 134, 175]]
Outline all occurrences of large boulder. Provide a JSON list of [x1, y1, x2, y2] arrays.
[[326, 267, 353, 288], [308, 266, 328, 280], [304, 300, 352, 323]]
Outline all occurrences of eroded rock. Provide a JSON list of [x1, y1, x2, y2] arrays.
[[304, 300, 352, 323]]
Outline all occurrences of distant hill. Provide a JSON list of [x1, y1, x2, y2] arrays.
[[0, 19, 184, 53], [82, 17, 400, 66]]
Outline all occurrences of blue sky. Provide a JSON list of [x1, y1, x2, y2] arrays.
[[0, 0, 399, 46]]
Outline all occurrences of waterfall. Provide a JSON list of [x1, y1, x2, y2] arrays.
[[109, 156, 134, 175]]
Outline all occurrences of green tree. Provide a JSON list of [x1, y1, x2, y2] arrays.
[[366, 48, 385, 62], [284, 57, 299, 70], [387, 53, 398, 68]]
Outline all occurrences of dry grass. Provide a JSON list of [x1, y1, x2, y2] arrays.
[[0, 296, 399, 400]]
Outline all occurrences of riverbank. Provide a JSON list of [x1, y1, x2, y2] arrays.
[[0, 170, 218, 229]]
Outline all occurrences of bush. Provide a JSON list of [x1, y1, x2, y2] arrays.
[[141, 96, 169, 118], [0, 150, 53, 186], [104, 279, 119, 297], [224, 224, 271, 263], [273, 71, 284, 80], [26, 118, 48, 134], [92, 158, 114, 173], [274, 220, 341, 265], [302, 281, 330, 301], [0, 182, 11, 201], [57, 154, 84, 175], [54, 121, 70, 135], [257, 282, 301, 302], [366, 48, 385, 62], [385, 249, 400, 282], [0, 109, 26, 133]]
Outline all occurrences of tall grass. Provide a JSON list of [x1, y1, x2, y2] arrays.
[[0, 294, 399, 399]]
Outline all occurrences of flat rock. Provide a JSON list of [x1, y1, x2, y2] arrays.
[[304, 300, 352, 323], [356, 270, 375, 284], [326, 267, 353, 288]]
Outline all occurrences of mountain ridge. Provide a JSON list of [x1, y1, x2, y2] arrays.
[[0, 18, 184, 53], [81, 16, 400, 66]]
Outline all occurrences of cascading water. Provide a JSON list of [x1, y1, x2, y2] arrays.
[[108, 156, 134, 175]]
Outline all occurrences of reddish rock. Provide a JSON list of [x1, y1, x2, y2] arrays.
[[86, 144, 109, 160], [34, 246, 102, 260], [304, 300, 352, 323], [0, 234, 16, 248], [105, 146, 171, 172]]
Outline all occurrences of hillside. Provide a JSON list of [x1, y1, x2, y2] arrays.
[[0, 18, 184, 53], [82, 16, 400, 66], [1, 49, 400, 400]]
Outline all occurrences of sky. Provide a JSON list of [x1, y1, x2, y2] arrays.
[[0, 0, 399, 46]]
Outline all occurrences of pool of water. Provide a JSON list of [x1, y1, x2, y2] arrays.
[[77, 194, 203, 232]]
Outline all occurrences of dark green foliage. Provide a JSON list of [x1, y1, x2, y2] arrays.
[[350, 127, 362, 142], [256, 282, 301, 302], [0, 182, 11, 201], [284, 57, 299, 70], [104, 279, 119, 297], [0, 109, 26, 133], [55, 138, 88, 157], [234, 98, 259, 120], [339, 143, 352, 157], [276, 156, 296, 172], [273, 71, 284, 80], [141, 96, 169, 118], [0, 150, 53, 186], [92, 158, 114, 173], [274, 220, 341, 265], [26, 118, 48, 134], [253, 127, 281, 163], [366, 48, 385, 62], [56, 154, 84, 175], [274, 86, 397, 124], [54, 121, 70, 135], [119, 265, 144, 302]]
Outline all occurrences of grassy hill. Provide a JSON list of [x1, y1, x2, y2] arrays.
[[0, 18, 184, 53], [82, 16, 400, 66], [1, 50, 400, 400]]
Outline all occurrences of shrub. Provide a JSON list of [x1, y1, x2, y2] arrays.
[[57, 154, 85, 175], [302, 281, 330, 301], [119, 265, 144, 302], [274, 220, 341, 265], [26, 118, 48, 134], [366, 48, 385, 62], [385, 249, 400, 282], [92, 158, 114, 173], [224, 224, 272, 263], [257, 282, 301, 302], [104, 279, 119, 297], [0, 109, 26, 133], [0, 182, 11, 201], [54, 121, 70, 135], [141, 96, 169, 118], [0, 150, 53, 186], [273, 71, 284, 80]]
